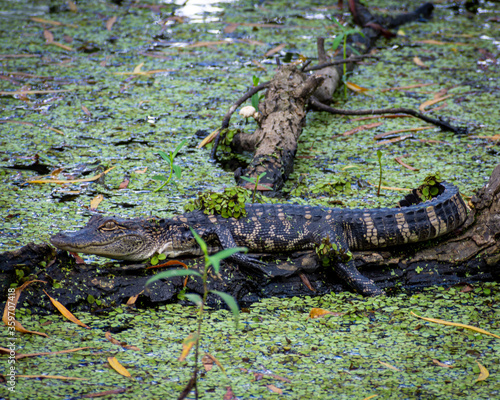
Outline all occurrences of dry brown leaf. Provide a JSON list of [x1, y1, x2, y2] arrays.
[[198, 128, 221, 148], [0, 120, 36, 126], [471, 135, 500, 141], [418, 39, 447, 45], [108, 357, 132, 377], [90, 194, 103, 210], [185, 40, 229, 48], [374, 126, 433, 140], [15, 347, 92, 360], [298, 272, 316, 292], [419, 94, 453, 112], [205, 353, 226, 374], [43, 290, 90, 329], [379, 360, 401, 371], [267, 385, 283, 394], [239, 39, 266, 46], [18, 375, 87, 380], [81, 105, 92, 117], [46, 126, 65, 135], [340, 122, 384, 137], [68, 0, 78, 12], [413, 56, 428, 68], [118, 178, 130, 189], [27, 166, 115, 184], [351, 114, 410, 121], [432, 359, 454, 368], [224, 23, 239, 33], [43, 30, 54, 44], [31, 17, 63, 26], [126, 290, 143, 305], [3, 280, 49, 337], [50, 42, 74, 51], [105, 332, 141, 351], [179, 333, 198, 361], [202, 354, 214, 372], [264, 43, 287, 57], [0, 89, 73, 96], [394, 157, 419, 171], [377, 134, 413, 145], [411, 312, 500, 339], [106, 16, 117, 31], [380, 83, 434, 92], [308, 308, 343, 319], [0, 347, 13, 355], [134, 167, 148, 174], [345, 81, 370, 93], [366, 181, 412, 191], [82, 388, 128, 398], [113, 63, 174, 76], [362, 396, 378, 400], [476, 361, 489, 382]]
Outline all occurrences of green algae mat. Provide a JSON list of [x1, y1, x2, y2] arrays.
[[0, 0, 499, 398]]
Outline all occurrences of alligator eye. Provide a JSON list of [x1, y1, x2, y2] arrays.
[[100, 221, 117, 231]]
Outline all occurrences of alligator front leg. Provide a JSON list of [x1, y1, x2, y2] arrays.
[[212, 225, 269, 276], [315, 228, 384, 296]]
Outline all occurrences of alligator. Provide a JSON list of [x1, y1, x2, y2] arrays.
[[50, 182, 467, 296]]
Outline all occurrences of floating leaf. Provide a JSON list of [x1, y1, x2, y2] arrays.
[[413, 56, 428, 68], [27, 166, 115, 184], [264, 43, 287, 57], [379, 360, 401, 371], [267, 385, 283, 394], [90, 194, 103, 210], [411, 312, 500, 339], [106, 16, 117, 31], [419, 94, 453, 112], [44, 290, 90, 329], [432, 359, 454, 368], [17, 375, 87, 381], [108, 357, 132, 377], [179, 333, 198, 362], [308, 308, 343, 319], [340, 122, 383, 137], [345, 81, 370, 93], [3, 280, 48, 337], [475, 361, 489, 382], [15, 347, 93, 360]]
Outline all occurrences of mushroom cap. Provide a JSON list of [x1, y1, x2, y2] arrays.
[[239, 105, 257, 118]]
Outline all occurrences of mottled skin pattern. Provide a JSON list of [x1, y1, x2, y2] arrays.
[[51, 182, 467, 296]]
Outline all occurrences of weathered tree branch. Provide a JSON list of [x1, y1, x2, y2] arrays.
[[309, 96, 467, 134]]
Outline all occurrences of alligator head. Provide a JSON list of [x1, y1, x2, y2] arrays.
[[50, 214, 166, 261]]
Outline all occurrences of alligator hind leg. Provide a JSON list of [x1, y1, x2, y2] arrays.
[[315, 228, 384, 296], [333, 261, 384, 296]]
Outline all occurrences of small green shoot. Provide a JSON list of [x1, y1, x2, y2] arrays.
[[377, 149, 383, 196], [151, 139, 188, 192], [240, 172, 273, 203], [251, 75, 260, 110], [331, 19, 365, 98], [146, 229, 244, 398]]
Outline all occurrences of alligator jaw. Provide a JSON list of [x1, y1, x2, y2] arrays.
[[50, 232, 156, 261]]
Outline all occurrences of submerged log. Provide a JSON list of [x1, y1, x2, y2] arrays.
[[1, 165, 499, 313]]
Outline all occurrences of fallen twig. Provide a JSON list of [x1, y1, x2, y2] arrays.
[[210, 81, 270, 160], [309, 96, 466, 134]]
